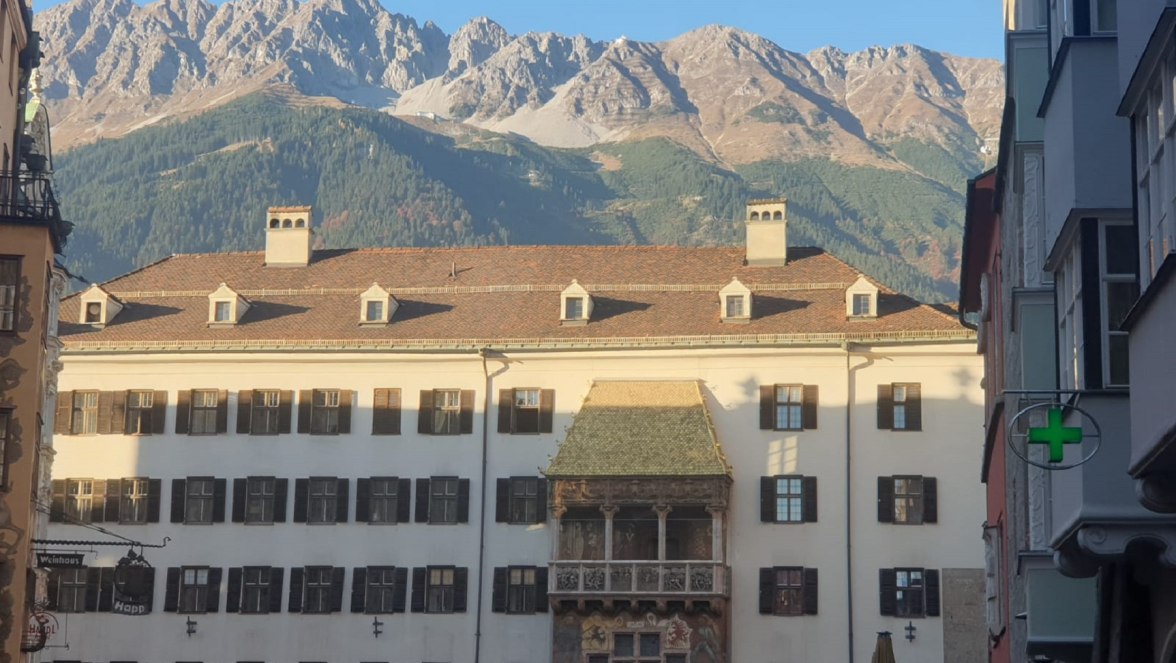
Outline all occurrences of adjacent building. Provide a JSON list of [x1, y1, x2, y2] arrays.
[[0, 0, 68, 661], [42, 202, 986, 663], [962, 1, 1176, 661]]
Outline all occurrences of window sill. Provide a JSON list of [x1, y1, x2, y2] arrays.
[[243, 521, 276, 526], [183, 521, 214, 526], [772, 427, 805, 432]]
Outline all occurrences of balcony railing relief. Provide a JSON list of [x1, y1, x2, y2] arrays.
[[550, 562, 728, 596]]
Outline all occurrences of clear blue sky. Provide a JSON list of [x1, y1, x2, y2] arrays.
[[32, 0, 1004, 60]]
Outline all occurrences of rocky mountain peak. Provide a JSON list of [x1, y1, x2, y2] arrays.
[[447, 16, 510, 77]]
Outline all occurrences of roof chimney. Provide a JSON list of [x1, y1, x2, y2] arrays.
[[265, 205, 313, 267], [745, 198, 788, 266]]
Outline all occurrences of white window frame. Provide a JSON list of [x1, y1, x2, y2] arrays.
[[190, 390, 218, 434], [71, 391, 98, 435], [1136, 46, 1176, 288], [369, 477, 399, 524], [65, 479, 93, 522], [179, 567, 209, 614], [120, 478, 150, 524], [430, 477, 459, 524], [303, 566, 333, 614], [773, 476, 803, 524], [774, 385, 803, 431], [57, 568, 88, 613], [245, 477, 275, 524], [1099, 220, 1138, 387], [506, 566, 536, 614], [893, 477, 925, 525], [1057, 245, 1084, 390], [251, 390, 281, 435], [241, 566, 271, 614], [307, 478, 337, 524], [365, 566, 398, 613], [426, 566, 455, 613], [125, 390, 154, 435], [433, 390, 461, 435], [0, 257, 16, 332], [185, 477, 215, 524], [509, 477, 538, 524], [310, 389, 341, 435]]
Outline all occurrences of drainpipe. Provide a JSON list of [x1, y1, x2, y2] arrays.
[[843, 342, 855, 663], [474, 348, 493, 663]]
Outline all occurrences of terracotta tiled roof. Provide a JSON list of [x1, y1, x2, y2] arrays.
[[545, 381, 731, 478], [58, 246, 971, 350]]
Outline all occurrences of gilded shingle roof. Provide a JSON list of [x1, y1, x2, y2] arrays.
[[58, 246, 971, 351], [545, 381, 730, 478]]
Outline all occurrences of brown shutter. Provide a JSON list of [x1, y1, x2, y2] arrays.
[[491, 567, 507, 612], [802, 385, 818, 430], [147, 478, 162, 522], [879, 569, 897, 615], [459, 390, 475, 434], [418, 390, 433, 434], [802, 477, 818, 523], [231, 479, 247, 523], [498, 389, 513, 433], [268, 568, 284, 613], [205, 567, 222, 613], [415, 478, 429, 522], [536, 478, 548, 524], [164, 567, 181, 612], [288, 568, 304, 613], [213, 478, 227, 522], [539, 389, 555, 433], [923, 477, 938, 524], [759, 385, 775, 430], [335, 478, 349, 523], [397, 478, 411, 523], [453, 567, 469, 612], [293, 479, 308, 523], [393, 567, 408, 612], [877, 384, 894, 430], [92, 479, 108, 523], [760, 476, 775, 523], [226, 568, 242, 613], [49, 480, 65, 522], [175, 390, 191, 434], [410, 567, 426, 612], [215, 390, 229, 433], [330, 567, 345, 612], [110, 390, 126, 434], [54, 392, 72, 434], [338, 390, 352, 434], [273, 479, 288, 522], [351, 567, 367, 613], [457, 479, 471, 523], [355, 478, 371, 523], [151, 390, 167, 434], [535, 566, 548, 612], [236, 390, 252, 434], [170, 479, 186, 523], [924, 569, 941, 616], [278, 390, 293, 434], [372, 389, 401, 435], [297, 390, 313, 434], [84, 567, 101, 611], [877, 477, 894, 523], [758, 568, 774, 614], [803, 568, 819, 615], [906, 383, 923, 431], [98, 567, 115, 612], [96, 391, 114, 434], [100, 479, 117, 523], [495, 479, 510, 523]]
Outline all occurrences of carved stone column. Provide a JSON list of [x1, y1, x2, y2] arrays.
[[601, 505, 618, 562], [706, 505, 725, 562], [551, 505, 567, 561], [655, 505, 672, 562]]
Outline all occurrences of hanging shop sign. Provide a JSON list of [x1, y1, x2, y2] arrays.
[[111, 548, 155, 615], [1008, 401, 1102, 470], [34, 552, 83, 568]]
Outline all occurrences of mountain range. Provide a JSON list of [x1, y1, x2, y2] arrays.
[[34, 0, 1005, 301]]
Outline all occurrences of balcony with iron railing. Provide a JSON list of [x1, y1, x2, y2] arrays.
[[0, 170, 68, 248]]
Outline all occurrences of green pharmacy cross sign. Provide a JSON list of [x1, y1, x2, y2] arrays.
[[1028, 407, 1083, 463]]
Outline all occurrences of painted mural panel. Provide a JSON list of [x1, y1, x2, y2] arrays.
[[553, 610, 726, 663]]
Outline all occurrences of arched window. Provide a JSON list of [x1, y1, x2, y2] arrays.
[[773, 211, 783, 220], [269, 218, 280, 228], [750, 211, 760, 221], [295, 219, 305, 228], [282, 219, 293, 228]]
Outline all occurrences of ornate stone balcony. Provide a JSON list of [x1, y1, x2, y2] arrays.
[[549, 561, 729, 597]]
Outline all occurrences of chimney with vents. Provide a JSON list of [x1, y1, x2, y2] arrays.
[[264, 205, 313, 267], [745, 198, 788, 266]]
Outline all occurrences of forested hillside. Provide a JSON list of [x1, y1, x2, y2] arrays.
[[55, 94, 968, 301]]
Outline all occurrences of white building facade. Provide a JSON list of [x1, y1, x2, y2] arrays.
[[39, 204, 986, 663]]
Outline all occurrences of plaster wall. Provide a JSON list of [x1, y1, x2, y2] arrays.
[[1116, 0, 1176, 96], [1127, 274, 1176, 473], [45, 343, 984, 663]]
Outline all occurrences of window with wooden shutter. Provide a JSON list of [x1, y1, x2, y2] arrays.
[[879, 476, 934, 525], [491, 567, 507, 612], [240, 566, 273, 614], [502, 389, 545, 434], [226, 568, 242, 613], [425, 566, 457, 613], [267, 567, 284, 614], [760, 385, 819, 430], [243, 476, 276, 524], [762, 476, 817, 523], [506, 566, 537, 614], [372, 388, 401, 435], [880, 383, 922, 431], [54, 391, 72, 435], [363, 566, 399, 614], [364, 477, 400, 524]]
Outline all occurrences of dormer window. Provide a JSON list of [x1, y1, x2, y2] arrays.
[[208, 283, 250, 326], [719, 277, 752, 323], [78, 284, 123, 327], [560, 280, 592, 325], [359, 283, 397, 325], [846, 276, 879, 319]]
